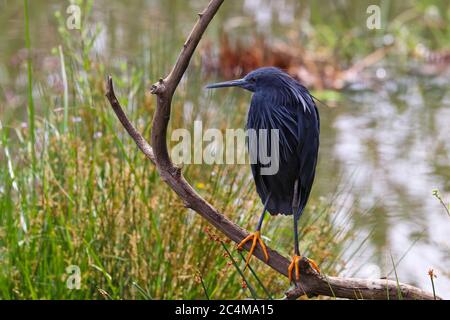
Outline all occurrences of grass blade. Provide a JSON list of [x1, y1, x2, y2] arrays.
[[221, 241, 258, 299], [238, 251, 272, 299], [389, 253, 403, 300], [58, 45, 69, 133]]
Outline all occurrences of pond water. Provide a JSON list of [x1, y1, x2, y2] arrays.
[[1, 0, 449, 298]]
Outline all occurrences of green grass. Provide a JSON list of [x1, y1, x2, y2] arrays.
[[23, 0, 36, 213]]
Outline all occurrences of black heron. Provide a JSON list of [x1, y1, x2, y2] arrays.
[[206, 67, 320, 281]]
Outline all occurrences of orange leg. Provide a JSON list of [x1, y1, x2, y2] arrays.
[[306, 257, 321, 274], [288, 255, 321, 282], [288, 255, 301, 282], [237, 231, 269, 269], [290, 203, 320, 282]]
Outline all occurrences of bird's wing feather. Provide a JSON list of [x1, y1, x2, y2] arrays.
[[294, 90, 320, 219], [247, 91, 319, 216]]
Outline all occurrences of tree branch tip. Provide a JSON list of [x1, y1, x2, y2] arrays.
[[150, 80, 166, 95], [105, 75, 116, 100], [171, 166, 182, 178], [183, 202, 192, 209]]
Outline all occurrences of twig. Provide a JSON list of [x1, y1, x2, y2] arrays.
[[428, 269, 437, 300], [105, 0, 440, 300], [433, 189, 450, 217]]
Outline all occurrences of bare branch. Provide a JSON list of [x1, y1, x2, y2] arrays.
[[105, 0, 440, 300], [105, 76, 155, 163]]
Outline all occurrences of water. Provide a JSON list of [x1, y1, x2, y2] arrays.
[[334, 71, 450, 296], [1, 0, 449, 297]]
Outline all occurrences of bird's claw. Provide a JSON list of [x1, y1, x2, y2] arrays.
[[288, 255, 302, 282], [306, 257, 321, 274], [288, 255, 321, 282], [237, 231, 269, 269]]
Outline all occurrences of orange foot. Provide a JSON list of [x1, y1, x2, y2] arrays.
[[237, 231, 269, 268], [288, 255, 321, 282]]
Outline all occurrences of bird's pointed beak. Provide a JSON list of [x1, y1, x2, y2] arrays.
[[205, 78, 246, 89]]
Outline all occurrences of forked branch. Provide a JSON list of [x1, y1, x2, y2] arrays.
[[105, 0, 439, 300]]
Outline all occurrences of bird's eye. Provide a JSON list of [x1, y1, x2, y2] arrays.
[[249, 78, 256, 83]]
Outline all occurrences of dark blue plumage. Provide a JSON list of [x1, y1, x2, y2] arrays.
[[207, 67, 320, 219], [245, 67, 320, 219], [206, 67, 321, 279]]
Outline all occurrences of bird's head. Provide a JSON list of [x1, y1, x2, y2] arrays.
[[206, 67, 292, 93]]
